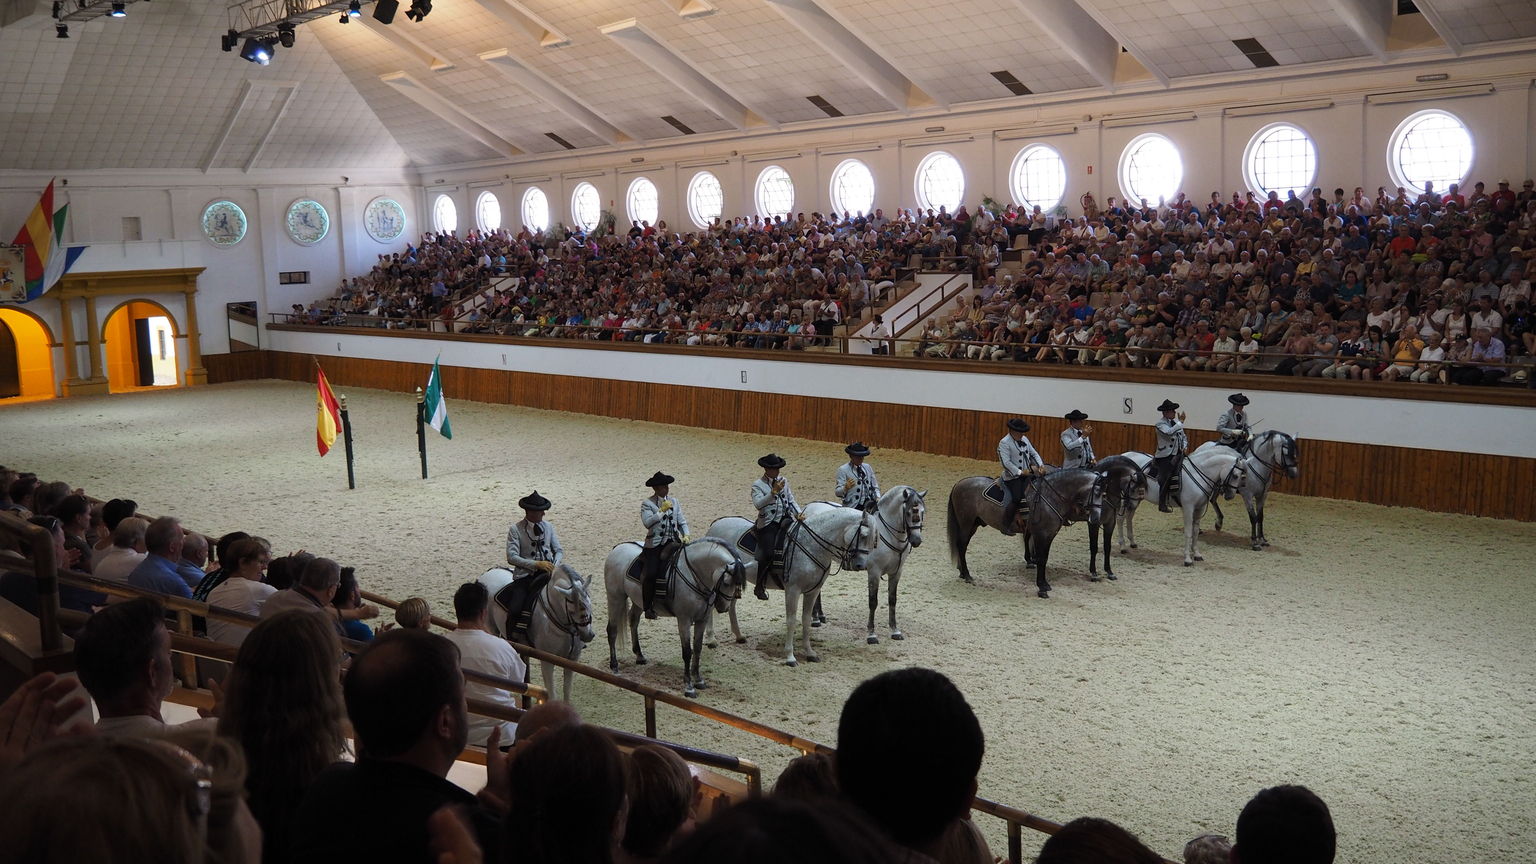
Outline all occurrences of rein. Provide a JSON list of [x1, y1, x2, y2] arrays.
[[536, 575, 591, 657], [873, 490, 923, 555]]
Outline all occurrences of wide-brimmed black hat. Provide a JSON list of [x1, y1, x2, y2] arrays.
[[1006, 418, 1030, 433], [844, 442, 870, 457], [758, 454, 787, 469], [517, 491, 552, 511], [645, 472, 674, 488], [1157, 399, 1180, 413], [1064, 409, 1088, 422], [1227, 393, 1250, 406]]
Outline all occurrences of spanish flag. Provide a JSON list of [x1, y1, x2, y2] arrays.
[[316, 366, 341, 456]]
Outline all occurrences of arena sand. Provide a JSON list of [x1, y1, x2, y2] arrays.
[[6, 381, 1532, 863]]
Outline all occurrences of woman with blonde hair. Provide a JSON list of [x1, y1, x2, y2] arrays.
[[218, 610, 347, 864]]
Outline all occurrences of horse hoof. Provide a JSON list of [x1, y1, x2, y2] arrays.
[[635, 656, 649, 665], [890, 632, 905, 641], [735, 637, 747, 645], [1251, 544, 1263, 551], [1183, 561, 1193, 567], [811, 620, 822, 628], [609, 662, 619, 672], [958, 573, 974, 584], [805, 654, 821, 663], [684, 687, 697, 699], [867, 635, 879, 645], [785, 659, 798, 667], [1261, 540, 1271, 547], [1130, 543, 1138, 549], [1089, 575, 1101, 583], [1037, 589, 1050, 599], [1194, 555, 1204, 562], [1106, 573, 1117, 581], [706, 640, 718, 649], [694, 680, 709, 690]]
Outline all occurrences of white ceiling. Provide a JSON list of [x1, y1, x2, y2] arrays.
[[0, 0, 1531, 173]]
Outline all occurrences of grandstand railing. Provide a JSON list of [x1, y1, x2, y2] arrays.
[[887, 271, 973, 341]]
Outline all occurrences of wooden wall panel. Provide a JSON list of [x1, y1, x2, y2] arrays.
[[216, 350, 1533, 522]]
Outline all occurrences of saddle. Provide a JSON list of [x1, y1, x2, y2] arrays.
[[493, 571, 548, 647], [986, 478, 1034, 520], [736, 524, 794, 589], [625, 545, 679, 602]]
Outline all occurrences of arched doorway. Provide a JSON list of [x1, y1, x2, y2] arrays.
[[0, 307, 57, 401], [103, 300, 180, 392]]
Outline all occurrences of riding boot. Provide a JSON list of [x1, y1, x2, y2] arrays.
[[999, 505, 1018, 536], [754, 559, 769, 600], [642, 575, 658, 619]]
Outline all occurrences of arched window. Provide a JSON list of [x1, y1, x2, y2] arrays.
[[1243, 123, 1317, 198], [571, 182, 601, 232], [686, 171, 723, 229], [754, 166, 794, 220], [1388, 109, 1473, 195], [432, 194, 457, 234], [521, 187, 549, 232], [475, 191, 502, 232], [914, 151, 964, 213], [626, 176, 659, 227], [1118, 133, 1182, 207], [1008, 144, 1066, 211], [829, 158, 875, 217]]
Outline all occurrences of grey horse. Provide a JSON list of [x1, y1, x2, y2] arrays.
[[1087, 455, 1149, 581], [1196, 430, 1301, 550], [947, 468, 1106, 598], [802, 485, 927, 644], [478, 564, 595, 702]]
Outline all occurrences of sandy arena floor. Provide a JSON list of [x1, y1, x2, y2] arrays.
[[5, 381, 1533, 862]]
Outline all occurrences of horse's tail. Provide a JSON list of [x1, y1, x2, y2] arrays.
[[946, 485, 963, 570]]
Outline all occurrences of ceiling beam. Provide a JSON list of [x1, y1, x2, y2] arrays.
[[478, 49, 641, 145], [244, 84, 299, 172], [1331, 0, 1391, 61], [379, 71, 522, 156], [202, 81, 256, 173], [1405, 0, 1464, 55], [470, 0, 570, 48], [1069, 0, 1169, 86], [1008, 0, 1119, 90], [599, 18, 775, 130], [359, 14, 454, 71], [762, 0, 943, 111]]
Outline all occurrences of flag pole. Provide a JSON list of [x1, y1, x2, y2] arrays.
[[416, 386, 428, 479], [339, 394, 357, 490]]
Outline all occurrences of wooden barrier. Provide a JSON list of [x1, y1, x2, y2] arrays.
[[204, 349, 1533, 521]]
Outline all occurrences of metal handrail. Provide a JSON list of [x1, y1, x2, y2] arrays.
[[889, 272, 973, 340]]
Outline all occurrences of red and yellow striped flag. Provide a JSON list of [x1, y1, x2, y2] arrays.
[[9, 180, 55, 293], [316, 366, 341, 456]]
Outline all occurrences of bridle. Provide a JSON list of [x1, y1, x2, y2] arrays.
[[536, 569, 593, 653], [680, 538, 744, 609], [1248, 431, 1298, 478], [1028, 470, 1105, 525], [873, 488, 924, 553]]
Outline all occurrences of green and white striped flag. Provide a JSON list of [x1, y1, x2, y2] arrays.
[[424, 356, 452, 439]]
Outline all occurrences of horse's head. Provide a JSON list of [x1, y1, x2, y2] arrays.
[[1128, 466, 1149, 504], [1280, 433, 1301, 479], [845, 510, 873, 570], [1222, 456, 1249, 500], [1082, 472, 1107, 527], [712, 541, 746, 612], [552, 565, 595, 643], [903, 488, 927, 548]]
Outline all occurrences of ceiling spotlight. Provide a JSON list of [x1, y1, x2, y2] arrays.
[[240, 36, 272, 65], [221, 27, 238, 51], [55, 21, 69, 37], [277, 22, 295, 48], [108, 1, 125, 16], [339, 10, 348, 22], [405, 0, 431, 22], [348, 0, 361, 16]]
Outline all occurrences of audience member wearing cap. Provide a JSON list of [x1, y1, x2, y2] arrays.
[[835, 443, 881, 514]]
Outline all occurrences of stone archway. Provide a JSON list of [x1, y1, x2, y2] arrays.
[[0, 306, 57, 400], [53, 268, 206, 396], [102, 299, 180, 392]]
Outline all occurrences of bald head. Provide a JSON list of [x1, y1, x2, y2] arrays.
[[513, 699, 582, 746]]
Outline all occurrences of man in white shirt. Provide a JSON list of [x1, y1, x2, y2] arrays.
[[93, 517, 149, 587], [444, 581, 526, 747], [75, 596, 214, 736]]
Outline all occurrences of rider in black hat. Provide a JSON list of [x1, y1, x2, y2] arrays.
[[1060, 410, 1095, 469], [640, 472, 689, 619], [1216, 393, 1253, 453], [750, 454, 801, 600], [835, 442, 881, 513], [1152, 401, 1188, 512], [501, 491, 562, 643], [998, 418, 1044, 534]]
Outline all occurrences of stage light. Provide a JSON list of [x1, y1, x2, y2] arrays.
[[221, 28, 238, 51], [108, 2, 125, 16], [55, 21, 69, 37], [277, 21, 295, 48], [405, 0, 431, 22], [348, 0, 361, 16], [240, 37, 272, 65], [372, 0, 398, 24], [339, 10, 348, 22]]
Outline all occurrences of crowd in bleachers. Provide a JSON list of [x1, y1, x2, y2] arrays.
[[0, 467, 1343, 864], [300, 178, 1536, 386]]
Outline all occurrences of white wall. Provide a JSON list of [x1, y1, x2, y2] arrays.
[[268, 328, 1536, 460]]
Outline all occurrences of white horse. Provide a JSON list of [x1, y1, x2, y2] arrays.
[[706, 506, 872, 666], [802, 485, 927, 644], [1115, 448, 1249, 566], [1195, 430, 1301, 550], [478, 564, 596, 702], [603, 537, 744, 698]]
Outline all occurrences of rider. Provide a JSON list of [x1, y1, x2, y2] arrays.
[[502, 491, 562, 642], [640, 471, 689, 620], [751, 454, 802, 601], [1216, 393, 1253, 453], [1060, 409, 1095, 469], [999, 418, 1045, 535], [835, 442, 881, 513], [1153, 401, 1189, 513]]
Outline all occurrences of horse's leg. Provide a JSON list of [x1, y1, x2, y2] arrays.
[[729, 598, 745, 645], [1088, 520, 1101, 582], [1102, 518, 1117, 580], [1023, 530, 1033, 566], [704, 610, 717, 649], [887, 569, 904, 640], [1184, 500, 1202, 565], [1122, 502, 1138, 550], [691, 620, 709, 691], [562, 667, 574, 703], [678, 617, 696, 698], [956, 521, 976, 583], [800, 590, 820, 663], [782, 588, 800, 667], [811, 594, 825, 628], [541, 660, 555, 703], [606, 590, 625, 671], [866, 568, 880, 644], [1212, 498, 1225, 532], [1034, 534, 1052, 598], [1255, 489, 1270, 547], [629, 605, 648, 664]]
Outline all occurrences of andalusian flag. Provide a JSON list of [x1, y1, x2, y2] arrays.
[[9, 180, 86, 301], [316, 366, 342, 456], [424, 356, 451, 439]]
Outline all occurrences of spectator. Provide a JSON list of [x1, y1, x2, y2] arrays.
[[772, 751, 838, 801], [192, 530, 253, 603], [262, 555, 377, 634], [220, 610, 347, 864], [74, 596, 211, 736], [206, 537, 275, 647], [511, 698, 582, 748], [657, 796, 914, 864], [333, 566, 378, 643], [1232, 785, 1336, 864], [0, 515, 105, 617], [444, 581, 527, 747], [396, 596, 433, 630], [93, 498, 139, 558], [1183, 833, 1232, 864], [1035, 817, 1163, 864], [126, 516, 194, 599], [180, 532, 211, 589], [505, 724, 629, 864], [836, 668, 986, 861], [619, 744, 698, 863], [292, 629, 501, 863], [50, 493, 94, 574], [94, 516, 149, 586]]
